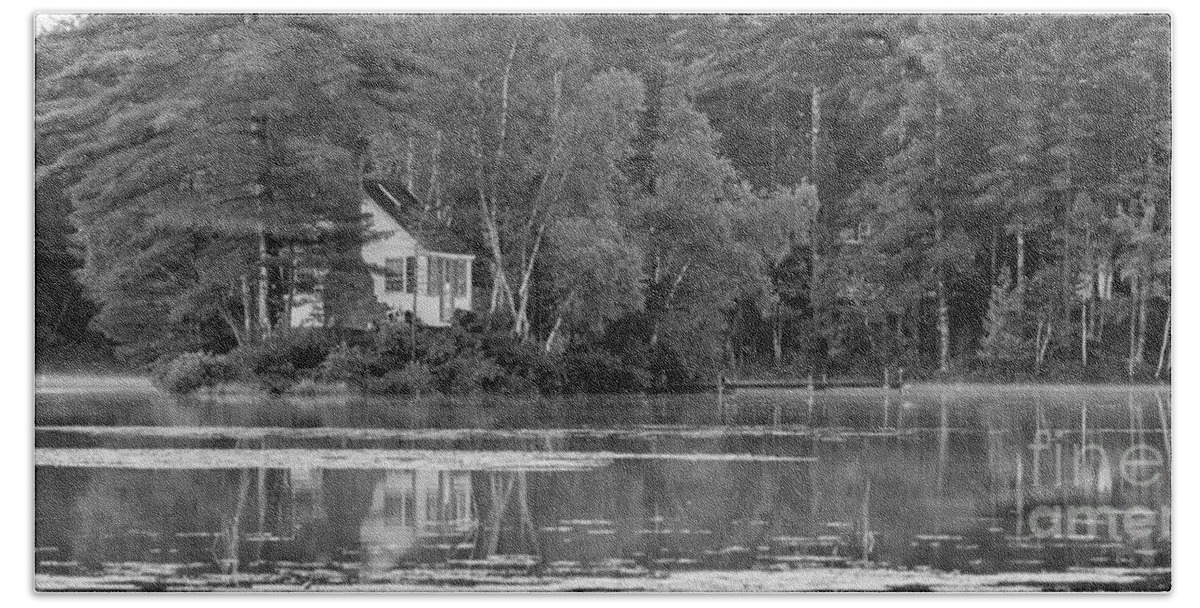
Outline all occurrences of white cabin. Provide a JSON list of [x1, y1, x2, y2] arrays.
[[291, 180, 475, 328]]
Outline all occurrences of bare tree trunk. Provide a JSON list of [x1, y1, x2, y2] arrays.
[[240, 275, 254, 340], [1080, 301, 1088, 366], [932, 95, 949, 374], [1036, 319, 1052, 370], [219, 293, 246, 348], [470, 40, 521, 328], [1156, 310, 1170, 379], [809, 82, 822, 362], [1135, 282, 1149, 364], [488, 265, 501, 316], [1034, 316, 1044, 366], [1015, 227, 1026, 294], [934, 210, 949, 373], [284, 246, 296, 329], [427, 130, 442, 217], [544, 315, 562, 354], [772, 311, 784, 366], [1128, 279, 1139, 375], [473, 138, 518, 323], [257, 223, 271, 338], [937, 278, 950, 373], [990, 225, 999, 284], [650, 264, 690, 348], [507, 66, 567, 340], [512, 222, 548, 339], [405, 134, 415, 193]]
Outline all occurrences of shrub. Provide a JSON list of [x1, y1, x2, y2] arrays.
[[977, 274, 1030, 367], [376, 362, 437, 396], [318, 343, 379, 387], [230, 329, 335, 394], [563, 346, 652, 393], [151, 352, 235, 394], [441, 352, 506, 395]]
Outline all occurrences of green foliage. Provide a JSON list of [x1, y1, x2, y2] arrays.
[[976, 274, 1028, 366], [150, 351, 236, 394], [228, 329, 335, 393], [38, 15, 416, 361], [37, 15, 1171, 383], [317, 342, 378, 387], [562, 345, 653, 393], [375, 362, 437, 396]]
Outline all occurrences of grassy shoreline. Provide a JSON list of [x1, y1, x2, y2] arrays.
[[35, 371, 1169, 397]]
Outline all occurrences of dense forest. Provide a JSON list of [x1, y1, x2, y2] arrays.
[[35, 14, 1170, 388]]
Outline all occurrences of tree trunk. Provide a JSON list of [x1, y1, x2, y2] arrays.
[[470, 40, 522, 329], [405, 134, 415, 193], [932, 93, 949, 374], [1080, 301, 1088, 366], [257, 223, 271, 338], [219, 290, 246, 347], [1128, 279, 1139, 374], [1034, 316, 1044, 367], [1156, 310, 1170, 379], [934, 210, 949, 373], [649, 264, 690, 349], [427, 130, 442, 216], [1015, 227, 1026, 294], [772, 312, 784, 366], [544, 315, 563, 354], [490, 38, 518, 205], [284, 246, 296, 329], [990, 225, 999, 284], [488, 262, 501, 316], [240, 274, 254, 340], [473, 143, 517, 323], [1036, 319, 1052, 371], [809, 83, 822, 362], [1135, 282, 1149, 364], [512, 221, 548, 339], [937, 277, 950, 373]]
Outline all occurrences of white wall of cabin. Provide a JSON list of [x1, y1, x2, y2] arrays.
[[361, 197, 473, 327], [289, 196, 474, 329]]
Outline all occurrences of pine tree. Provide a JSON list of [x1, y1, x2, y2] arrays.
[[37, 15, 418, 360], [977, 273, 1028, 365]]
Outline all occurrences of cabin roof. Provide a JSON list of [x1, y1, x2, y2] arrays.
[[362, 178, 474, 256]]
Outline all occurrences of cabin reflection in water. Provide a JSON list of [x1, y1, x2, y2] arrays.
[[359, 470, 476, 577], [32, 387, 1171, 589]]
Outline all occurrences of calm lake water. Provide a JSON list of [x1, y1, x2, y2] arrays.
[[34, 379, 1171, 591]]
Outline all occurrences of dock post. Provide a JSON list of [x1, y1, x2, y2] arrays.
[[1015, 453, 1024, 537], [716, 373, 724, 425]]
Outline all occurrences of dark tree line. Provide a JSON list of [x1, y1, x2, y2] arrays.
[[36, 14, 1169, 382]]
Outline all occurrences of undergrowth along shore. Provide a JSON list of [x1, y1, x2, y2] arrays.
[[143, 324, 1167, 397]]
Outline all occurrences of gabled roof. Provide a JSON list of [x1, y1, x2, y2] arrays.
[[362, 178, 474, 256]]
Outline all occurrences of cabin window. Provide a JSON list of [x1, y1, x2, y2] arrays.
[[404, 256, 417, 293], [426, 257, 444, 296], [840, 221, 874, 246], [384, 258, 405, 292], [451, 260, 469, 298]]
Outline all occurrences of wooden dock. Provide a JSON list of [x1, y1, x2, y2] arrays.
[[716, 370, 906, 424]]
